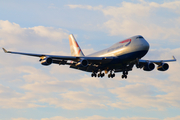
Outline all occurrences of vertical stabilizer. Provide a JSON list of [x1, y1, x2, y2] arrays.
[[69, 34, 85, 56]]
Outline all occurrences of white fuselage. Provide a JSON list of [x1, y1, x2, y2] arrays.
[[88, 35, 149, 60]]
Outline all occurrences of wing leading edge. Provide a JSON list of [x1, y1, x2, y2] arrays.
[[2, 48, 114, 64], [139, 56, 176, 65]]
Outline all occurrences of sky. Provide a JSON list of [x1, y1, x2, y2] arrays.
[[0, 0, 180, 120]]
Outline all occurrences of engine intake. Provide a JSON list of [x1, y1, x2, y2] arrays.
[[143, 63, 155, 71], [41, 57, 53, 66], [157, 63, 169, 71], [76, 59, 89, 67]]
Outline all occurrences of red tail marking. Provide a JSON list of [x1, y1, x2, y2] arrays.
[[77, 49, 81, 55], [75, 41, 79, 47]]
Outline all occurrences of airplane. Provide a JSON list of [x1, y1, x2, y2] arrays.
[[2, 34, 176, 79]]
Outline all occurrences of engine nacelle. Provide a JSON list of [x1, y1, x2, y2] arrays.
[[76, 59, 89, 67], [41, 57, 53, 66], [143, 63, 155, 71], [157, 63, 169, 71]]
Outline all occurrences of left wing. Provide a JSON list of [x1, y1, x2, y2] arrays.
[[137, 56, 176, 71], [139, 56, 176, 65]]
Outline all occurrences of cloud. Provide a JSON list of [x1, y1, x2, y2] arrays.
[[0, 18, 179, 120], [11, 115, 180, 120], [1, 47, 179, 110], [20, 75, 118, 109], [21, 80, 82, 93], [30, 26, 68, 41], [0, 84, 44, 109], [160, 1, 180, 13], [0, 20, 69, 52], [59, 91, 109, 109], [164, 116, 180, 120], [12, 118, 37, 120], [38, 115, 161, 120], [67, 5, 102, 11], [17, 66, 59, 83], [68, 1, 180, 41], [108, 83, 169, 110], [103, 47, 180, 110], [101, 1, 180, 40], [38, 97, 107, 110]]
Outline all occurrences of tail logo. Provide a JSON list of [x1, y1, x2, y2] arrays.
[[69, 34, 84, 56]]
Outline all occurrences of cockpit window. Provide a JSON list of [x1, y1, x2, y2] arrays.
[[136, 36, 143, 39]]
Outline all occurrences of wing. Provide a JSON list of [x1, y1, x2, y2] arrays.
[[139, 56, 176, 65], [2, 48, 113, 65]]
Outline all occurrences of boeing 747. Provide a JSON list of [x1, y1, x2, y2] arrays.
[[2, 34, 176, 79]]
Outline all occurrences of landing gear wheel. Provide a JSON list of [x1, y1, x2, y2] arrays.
[[96, 72, 105, 78], [125, 75, 127, 79], [122, 74, 127, 79], [108, 74, 110, 78], [94, 74, 97, 77], [91, 74, 94, 77], [101, 73, 105, 77], [91, 72, 97, 77], [122, 75, 124, 79], [98, 73, 101, 77], [108, 72, 115, 78], [112, 73, 115, 78], [122, 70, 128, 79]]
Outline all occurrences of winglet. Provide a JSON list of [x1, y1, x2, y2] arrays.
[[172, 56, 177, 61], [2, 48, 9, 53]]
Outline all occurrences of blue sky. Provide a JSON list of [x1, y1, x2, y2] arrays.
[[0, 0, 180, 120]]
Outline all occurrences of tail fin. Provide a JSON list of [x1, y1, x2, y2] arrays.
[[69, 34, 85, 56]]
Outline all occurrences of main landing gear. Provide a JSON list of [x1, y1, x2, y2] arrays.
[[122, 71, 128, 79], [91, 72, 105, 78], [108, 71, 115, 78], [91, 70, 128, 79]]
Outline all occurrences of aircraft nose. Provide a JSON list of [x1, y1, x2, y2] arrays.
[[142, 38, 150, 51]]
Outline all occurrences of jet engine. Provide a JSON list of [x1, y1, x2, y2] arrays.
[[143, 63, 155, 71], [41, 57, 53, 66], [76, 59, 89, 67], [157, 63, 169, 71]]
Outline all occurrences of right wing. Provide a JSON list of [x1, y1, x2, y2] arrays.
[[2, 48, 114, 65]]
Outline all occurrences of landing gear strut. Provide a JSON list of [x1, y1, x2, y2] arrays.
[[122, 71, 128, 79]]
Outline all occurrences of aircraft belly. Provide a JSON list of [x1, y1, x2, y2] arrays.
[[70, 50, 148, 72]]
